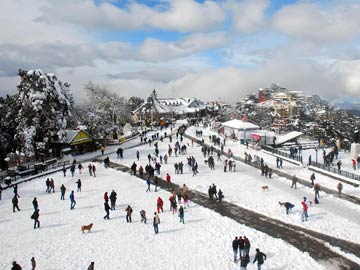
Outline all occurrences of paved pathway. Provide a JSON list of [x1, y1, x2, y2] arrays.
[[101, 159, 360, 270]]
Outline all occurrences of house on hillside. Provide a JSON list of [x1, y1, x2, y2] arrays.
[[132, 89, 207, 123], [52, 130, 94, 157]]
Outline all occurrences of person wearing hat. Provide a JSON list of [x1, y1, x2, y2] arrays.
[[253, 248, 266, 270]]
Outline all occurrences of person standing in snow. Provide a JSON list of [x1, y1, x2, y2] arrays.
[[337, 182, 343, 198], [166, 173, 171, 189], [78, 162, 83, 174], [60, 184, 66, 200], [49, 178, 55, 193], [243, 236, 251, 256], [291, 175, 297, 189], [88, 164, 93, 176], [31, 257, 36, 270], [140, 210, 147, 224], [240, 254, 250, 270], [87, 261, 95, 270], [92, 164, 96, 177], [314, 183, 321, 199], [31, 209, 40, 229], [109, 190, 117, 210], [76, 179, 82, 192], [146, 178, 151, 192], [179, 205, 185, 224], [104, 201, 111, 220], [301, 197, 309, 222], [12, 195, 20, 212], [62, 165, 67, 177], [253, 248, 267, 270], [154, 176, 159, 192], [11, 261, 22, 270], [70, 191, 76, 210], [32, 197, 38, 211], [153, 212, 160, 234], [125, 205, 133, 223], [310, 173, 316, 186], [157, 196, 164, 213], [232, 236, 239, 262]]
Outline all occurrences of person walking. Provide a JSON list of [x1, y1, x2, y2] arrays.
[[12, 195, 20, 212], [31, 209, 40, 229], [314, 183, 321, 200], [88, 164, 93, 176], [157, 196, 164, 213], [154, 176, 159, 192], [301, 197, 309, 222], [140, 210, 147, 224], [253, 248, 267, 270], [243, 236, 251, 256], [60, 184, 66, 200], [337, 182, 343, 198], [136, 150, 140, 161], [104, 192, 109, 203], [153, 212, 160, 234], [109, 190, 117, 210], [104, 201, 111, 220], [165, 173, 171, 189], [70, 191, 76, 210], [291, 175, 297, 189], [32, 197, 38, 211], [49, 178, 55, 193], [232, 236, 239, 262], [146, 178, 151, 192], [87, 261, 95, 270], [31, 257, 36, 270], [179, 205, 185, 224], [310, 173, 316, 186], [240, 254, 250, 270], [76, 179, 82, 192], [78, 162, 83, 174], [125, 205, 133, 223], [62, 165, 67, 177]]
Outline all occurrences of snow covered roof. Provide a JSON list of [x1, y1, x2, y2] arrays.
[[221, 119, 259, 130], [275, 131, 303, 145]]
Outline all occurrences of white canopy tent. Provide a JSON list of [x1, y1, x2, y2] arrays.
[[220, 119, 260, 142]]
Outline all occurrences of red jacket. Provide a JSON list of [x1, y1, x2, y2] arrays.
[[157, 197, 163, 207], [301, 201, 308, 211], [104, 193, 109, 202], [166, 174, 171, 182]]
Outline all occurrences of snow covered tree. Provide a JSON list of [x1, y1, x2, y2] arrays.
[[73, 82, 132, 139], [14, 69, 73, 159]]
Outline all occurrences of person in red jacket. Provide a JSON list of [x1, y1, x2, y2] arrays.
[[104, 192, 109, 203], [301, 197, 309, 222], [166, 173, 171, 189], [157, 197, 164, 213]]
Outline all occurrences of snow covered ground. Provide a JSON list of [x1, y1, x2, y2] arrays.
[[1, 125, 359, 269], [0, 163, 327, 270]]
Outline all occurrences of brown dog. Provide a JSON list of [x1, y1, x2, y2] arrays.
[[261, 185, 269, 191], [81, 223, 93, 233]]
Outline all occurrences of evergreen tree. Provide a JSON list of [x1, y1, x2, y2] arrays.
[[14, 69, 73, 158]]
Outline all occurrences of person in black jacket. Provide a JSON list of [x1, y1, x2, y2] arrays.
[[12, 195, 20, 212], [104, 201, 111, 220], [32, 198, 38, 211], [31, 209, 40, 229], [109, 190, 117, 210], [232, 236, 239, 262], [253, 248, 266, 270], [11, 261, 22, 270], [240, 254, 250, 269]]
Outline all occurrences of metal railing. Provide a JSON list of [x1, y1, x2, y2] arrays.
[[261, 145, 303, 163], [310, 161, 360, 181]]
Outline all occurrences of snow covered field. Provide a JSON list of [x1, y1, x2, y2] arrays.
[[0, 164, 326, 270], [1, 126, 359, 269]]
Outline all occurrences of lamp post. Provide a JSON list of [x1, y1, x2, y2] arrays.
[[315, 148, 318, 165]]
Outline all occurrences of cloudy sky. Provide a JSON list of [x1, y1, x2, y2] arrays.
[[1, 0, 360, 103]]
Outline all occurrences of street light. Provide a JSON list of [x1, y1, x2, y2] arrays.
[[315, 148, 318, 165]]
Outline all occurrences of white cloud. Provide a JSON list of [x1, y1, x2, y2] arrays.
[[37, 0, 226, 32], [229, 0, 269, 33], [273, 1, 360, 42]]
